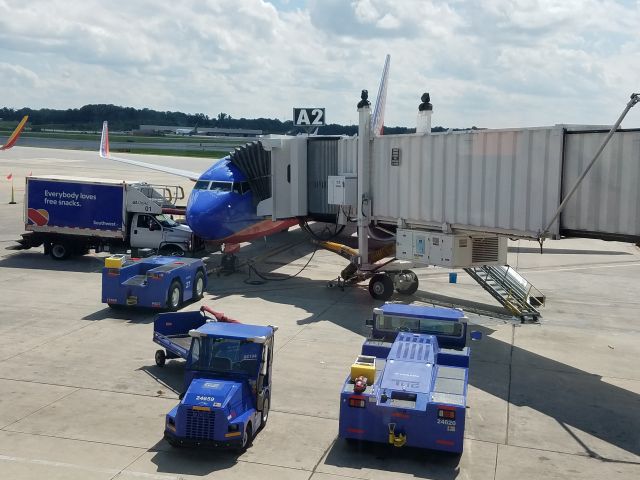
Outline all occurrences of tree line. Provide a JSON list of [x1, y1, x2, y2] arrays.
[[0, 104, 425, 135], [0, 104, 477, 135]]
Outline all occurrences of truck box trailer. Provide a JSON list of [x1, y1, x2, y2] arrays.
[[12, 175, 201, 259]]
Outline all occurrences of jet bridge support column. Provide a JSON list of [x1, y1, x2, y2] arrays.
[[357, 91, 372, 266]]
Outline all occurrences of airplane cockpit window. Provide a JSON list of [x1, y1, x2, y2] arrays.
[[209, 181, 233, 192], [194, 181, 210, 190]]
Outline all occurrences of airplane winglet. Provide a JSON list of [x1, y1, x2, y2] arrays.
[[371, 54, 390, 136], [0, 115, 29, 150], [99, 120, 110, 158], [97, 119, 201, 181]]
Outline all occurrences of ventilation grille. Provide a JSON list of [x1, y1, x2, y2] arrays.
[[395, 333, 431, 362], [185, 408, 216, 440], [471, 237, 500, 263]]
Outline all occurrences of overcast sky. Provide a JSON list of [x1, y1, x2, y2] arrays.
[[1, 0, 639, 129]]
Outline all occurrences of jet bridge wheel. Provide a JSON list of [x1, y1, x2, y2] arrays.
[[368, 273, 394, 300], [395, 270, 419, 295]]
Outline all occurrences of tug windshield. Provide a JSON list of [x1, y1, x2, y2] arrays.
[[189, 337, 262, 376], [375, 314, 463, 337]]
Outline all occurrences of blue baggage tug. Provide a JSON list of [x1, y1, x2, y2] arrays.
[[339, 304, 479, 453], [102, 255, 206, 310], [153, 308, 276, 451]]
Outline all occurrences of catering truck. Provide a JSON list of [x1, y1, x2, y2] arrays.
[[10, 175, 200, 260]]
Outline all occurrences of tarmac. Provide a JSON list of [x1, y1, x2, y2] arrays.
[[0, 146, 638, 480]]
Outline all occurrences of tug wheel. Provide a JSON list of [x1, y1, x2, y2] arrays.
[[155, 349, 166, 367], [260, 397, 270, 430], [167, 280, 183, 311], [193, 270, 205, 299], [368, 274, 394, 300], [238, 422, 253, 453]]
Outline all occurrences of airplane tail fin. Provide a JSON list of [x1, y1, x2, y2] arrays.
[[99, 121, 110, 158], [371, 54, 390, 136], [0, 115, 29, 150]]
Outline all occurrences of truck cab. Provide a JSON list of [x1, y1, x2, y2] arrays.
[[128, 213, 194, 255], [163, 322, 275, 450]]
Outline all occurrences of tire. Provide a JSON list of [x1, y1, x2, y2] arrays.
[[396, 270, 419, 295], [259, 397, 270, 430], [160, 246, 184, 257], [192, 270, 205, 300], [238, 422, 253, 452], [155, 349, 166, 367], [368, 274, 394, 300], [166, 437, 182, 448], [167, 280, 182, 311], [50, 242, 70, 260]]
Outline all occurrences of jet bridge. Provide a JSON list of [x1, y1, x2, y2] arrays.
[[244, 93, 640, 310]]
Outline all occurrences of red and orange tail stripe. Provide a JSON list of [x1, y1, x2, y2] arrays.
[[0, 115, 29, 151]]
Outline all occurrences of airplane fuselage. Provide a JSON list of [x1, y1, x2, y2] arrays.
[[185, 156, 297, 245]]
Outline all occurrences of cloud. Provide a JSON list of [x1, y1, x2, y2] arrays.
[[0, 0, 638, 128]]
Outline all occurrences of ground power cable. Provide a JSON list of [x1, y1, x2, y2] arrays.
[[244, 245, 319, 285]]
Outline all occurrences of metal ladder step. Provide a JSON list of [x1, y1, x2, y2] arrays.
[[464, 265, 544, 320]]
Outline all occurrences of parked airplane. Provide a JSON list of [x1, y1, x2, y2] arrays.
[[0, 116, 29, 151], [99, 56, 390, 248]]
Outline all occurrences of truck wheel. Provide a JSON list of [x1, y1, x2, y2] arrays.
[[160, 246, 184, 257], [238, 422, 253, 452], [193, 270, 205, 300], [368, 273, 394, 300], [167, 280, 182, 311], [396, 270, 419, 295], [155, 349, 166, 367], [50, 242, 70, 260]]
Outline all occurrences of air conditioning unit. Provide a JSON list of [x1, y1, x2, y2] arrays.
[[328, 175, 357, 207], [396, 230, 507, 267]]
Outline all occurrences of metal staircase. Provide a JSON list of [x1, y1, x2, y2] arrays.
[[463, 265, 545, 321]]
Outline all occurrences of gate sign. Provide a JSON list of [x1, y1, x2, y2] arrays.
[[293, 108, 325, 126]]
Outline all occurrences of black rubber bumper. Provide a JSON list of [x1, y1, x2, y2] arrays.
[[164, 431, 242, 449]]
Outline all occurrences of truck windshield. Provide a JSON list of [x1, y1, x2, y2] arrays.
[[153, 214, 178, 228], [376, 314, 463, 337], [189, 337, 262, 376]]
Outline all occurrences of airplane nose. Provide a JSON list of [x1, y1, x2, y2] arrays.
[[186, 190, 234, 241]]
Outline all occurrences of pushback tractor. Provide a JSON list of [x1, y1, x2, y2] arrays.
[[339, 304, 481, 453]]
